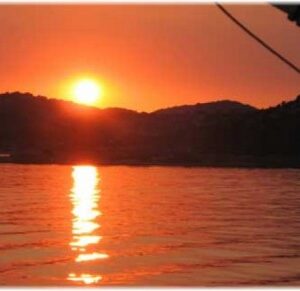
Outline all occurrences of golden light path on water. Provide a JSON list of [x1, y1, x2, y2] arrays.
[[67, 166, 108, 285]]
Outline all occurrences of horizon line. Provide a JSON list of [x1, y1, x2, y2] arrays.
[[1, 90, 300, 113]]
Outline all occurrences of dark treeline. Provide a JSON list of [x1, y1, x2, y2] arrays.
[[1, 92, 300, 167]]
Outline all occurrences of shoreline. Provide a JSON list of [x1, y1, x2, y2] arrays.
[[1, 160, 300, 169]]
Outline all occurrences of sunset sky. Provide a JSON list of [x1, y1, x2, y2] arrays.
[[0, 4, 299, 112]]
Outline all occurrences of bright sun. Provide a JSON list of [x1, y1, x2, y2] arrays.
[[73, 79, 101, 105]]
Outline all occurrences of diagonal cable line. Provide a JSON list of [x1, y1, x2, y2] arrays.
[[216, 3, 300, 75]]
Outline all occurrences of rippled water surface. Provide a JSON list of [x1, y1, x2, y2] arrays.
[[0, 164, 300, 286]]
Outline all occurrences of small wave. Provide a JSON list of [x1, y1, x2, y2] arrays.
[[0, 230, 50, 236]]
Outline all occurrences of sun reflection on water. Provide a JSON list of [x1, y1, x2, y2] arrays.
[[68, 165, 108, 285], [68, 273, 102, 285]]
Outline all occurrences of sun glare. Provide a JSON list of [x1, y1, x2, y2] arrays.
[[73, 79, 101, 105]]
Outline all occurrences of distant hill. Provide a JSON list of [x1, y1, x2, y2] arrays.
[[0, 91, 300, 167], [153, 100, 257, 115]]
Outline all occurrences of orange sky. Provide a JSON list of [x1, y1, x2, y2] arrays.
[[0, 4, 299, 112]]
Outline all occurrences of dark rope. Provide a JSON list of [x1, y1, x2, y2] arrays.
[[216, 3, 300, 75]]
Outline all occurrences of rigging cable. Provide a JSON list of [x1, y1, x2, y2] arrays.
[[216, 3, 300, 75]]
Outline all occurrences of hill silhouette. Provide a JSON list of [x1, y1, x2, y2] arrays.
[[1, 91, 300, 167], [153, 100, 256, 115]]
